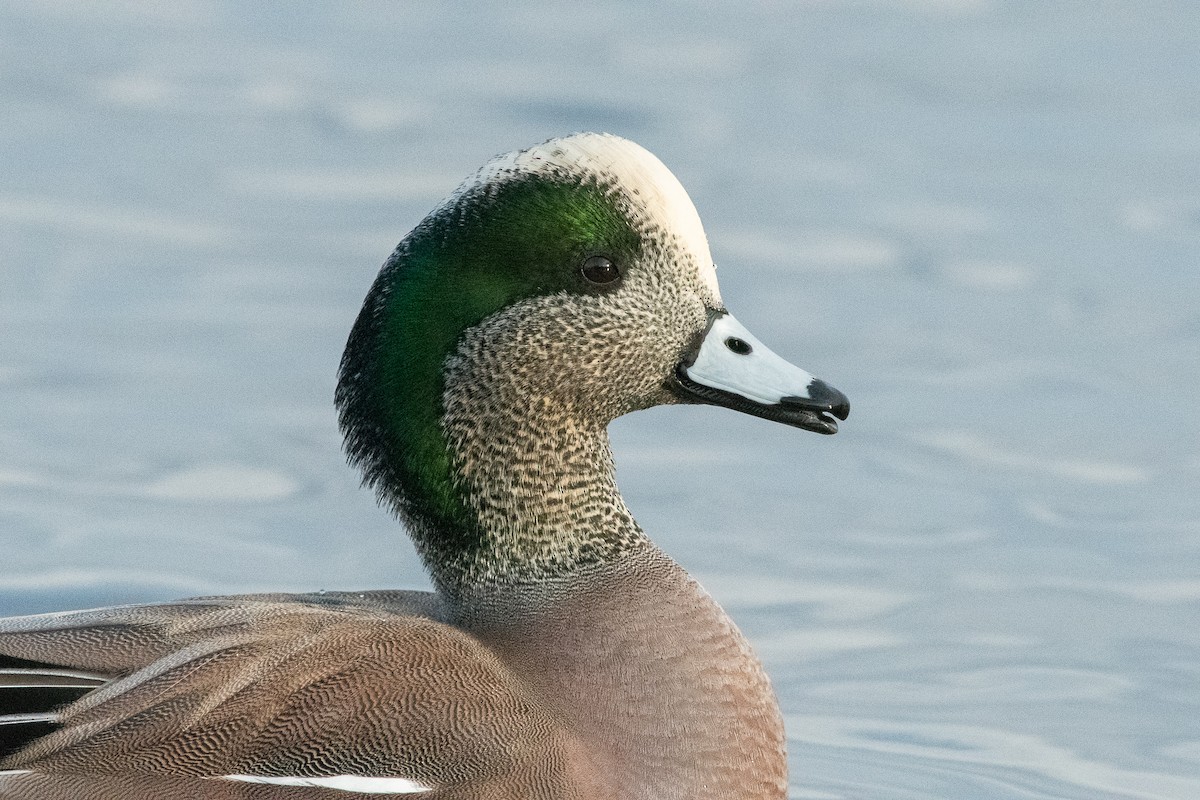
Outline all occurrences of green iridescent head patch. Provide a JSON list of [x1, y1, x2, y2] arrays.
[[337, 171, 642, 551]]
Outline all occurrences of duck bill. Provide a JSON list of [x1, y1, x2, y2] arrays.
[[672, 311, 850, 435]]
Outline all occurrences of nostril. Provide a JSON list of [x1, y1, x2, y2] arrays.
[[724, 337, 752, 355]]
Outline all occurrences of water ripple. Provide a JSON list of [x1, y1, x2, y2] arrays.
[[789, 715, 1200, 800]]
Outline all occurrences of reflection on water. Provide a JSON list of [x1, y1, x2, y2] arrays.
[[1, 1, 1197, 798]]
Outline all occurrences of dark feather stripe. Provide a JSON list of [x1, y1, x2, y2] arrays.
[[0, 656, 65, 671], [0, 667, 105, 761], [1, 687, 95, 716], [0, 717, 61, 762]]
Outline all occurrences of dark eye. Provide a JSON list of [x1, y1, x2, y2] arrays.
[[581, 255, 621, 286]]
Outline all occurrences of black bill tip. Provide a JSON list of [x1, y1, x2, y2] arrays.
[[780, 380, 851, 435]]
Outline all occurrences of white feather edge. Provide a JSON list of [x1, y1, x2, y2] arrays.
[[0, 771, 431, 795], [219, 773, 432, 794], [0, 712, 61, 725]]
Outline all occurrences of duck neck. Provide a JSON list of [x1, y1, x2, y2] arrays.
[[406, 372, 649, 596]]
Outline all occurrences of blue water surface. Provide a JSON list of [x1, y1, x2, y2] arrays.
[[1, 2, 1198, 797]]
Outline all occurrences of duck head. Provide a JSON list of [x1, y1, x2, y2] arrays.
[[336, 133, 848, 582]]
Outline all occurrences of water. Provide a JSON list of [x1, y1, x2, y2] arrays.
[[1, 1, 1198, 797]]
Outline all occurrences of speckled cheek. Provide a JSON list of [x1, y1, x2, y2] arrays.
[[695, 258, 721, 306], [604, 268, 708, 408]]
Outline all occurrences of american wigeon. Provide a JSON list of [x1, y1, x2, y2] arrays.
[[0, 133, 849, 799]]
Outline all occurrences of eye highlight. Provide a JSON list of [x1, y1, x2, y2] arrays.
[[581, 255, 621, 286]]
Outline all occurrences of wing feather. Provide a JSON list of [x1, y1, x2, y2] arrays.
[[1, 596, 581, 797]]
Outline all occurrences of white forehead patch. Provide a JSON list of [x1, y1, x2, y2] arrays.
[[460, 133, 721, 304]]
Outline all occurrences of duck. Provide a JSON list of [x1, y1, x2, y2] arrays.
[[0, 133, 849, 800]]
